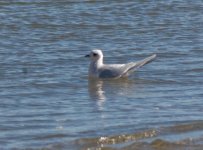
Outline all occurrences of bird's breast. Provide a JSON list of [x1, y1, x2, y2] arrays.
[[89, 63, 99, 77]]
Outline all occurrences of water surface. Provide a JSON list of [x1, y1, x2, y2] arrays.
[[0, 0, 203, 149]]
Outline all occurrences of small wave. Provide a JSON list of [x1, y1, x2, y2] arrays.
[[72, 121, 203, 150]]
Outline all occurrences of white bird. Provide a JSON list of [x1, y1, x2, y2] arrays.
[[85, 49, 156, 79]]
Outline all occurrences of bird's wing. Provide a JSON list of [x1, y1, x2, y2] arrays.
[[121, 54, 157, 77], [98, 54, 156, 78], [98, 64, 127, 78]]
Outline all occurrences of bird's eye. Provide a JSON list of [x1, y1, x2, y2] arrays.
[[93, 53, 98, 57]]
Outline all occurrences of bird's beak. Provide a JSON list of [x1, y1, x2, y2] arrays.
[[85, 54, 90, 57]]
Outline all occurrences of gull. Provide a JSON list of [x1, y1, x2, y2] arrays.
[[85, 49, 156, 79]]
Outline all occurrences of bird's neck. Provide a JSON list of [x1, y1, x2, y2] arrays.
[[92, 58, 103, 67], [89, 58, 103, 77]]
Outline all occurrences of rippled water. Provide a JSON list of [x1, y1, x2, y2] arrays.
[[0, 0, 203, 149]]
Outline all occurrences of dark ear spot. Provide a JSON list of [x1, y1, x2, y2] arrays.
[[93, 53, 98, 57]]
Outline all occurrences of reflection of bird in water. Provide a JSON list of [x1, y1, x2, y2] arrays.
[[88, 78, 143, 110], [88, 79, 106, 110], [85, 49, 156, 79], [88, 78, 106, 101]]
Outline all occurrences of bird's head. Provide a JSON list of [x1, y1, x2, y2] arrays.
[[85, 49, 103, 62]]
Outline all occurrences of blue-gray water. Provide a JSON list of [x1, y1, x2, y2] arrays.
[[0, 1, 203, 149]]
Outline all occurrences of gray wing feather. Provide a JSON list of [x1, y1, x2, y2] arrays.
[[98, 64, 127, 78], [98, 54, 156, 78], [121, 54, 157, 76], [99, 69, 120, 78]]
